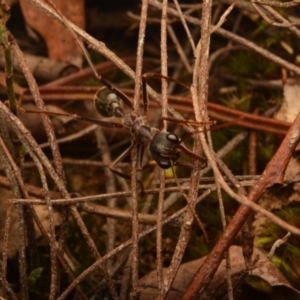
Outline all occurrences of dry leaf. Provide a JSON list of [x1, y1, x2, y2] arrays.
[[138, 246, 300, 300], [275, 82, 300, 123], [284, 156, 300, 183], [0, 188, 61, 258], [253, 191, 290, 236], [19, 0, 85, 68]]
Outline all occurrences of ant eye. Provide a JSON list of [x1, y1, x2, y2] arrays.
[[167, 133, 181, 143]]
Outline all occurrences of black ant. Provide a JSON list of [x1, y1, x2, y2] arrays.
[[87, 73, 214, 184], [23, 72, 215, 193], [21, 2, 215, 194]]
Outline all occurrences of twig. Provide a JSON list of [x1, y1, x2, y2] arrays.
[[252, 2, 300, 31], [167, 24, 193, 73], [172, 0, 196, 53], [149, 0, 300, 75], [211, 1, 235, 32], [156, 0, 168, 297], [181, 105, 300, 299], [55, 196, 217, 299], [264, 232, 291, 261], [1, 199, 19, 300], [94, 128, 117, 267], [251, 0, 300, 8], [128, 0, 148, 297], [0, 137, 28, 299]]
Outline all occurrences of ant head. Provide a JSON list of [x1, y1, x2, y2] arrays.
[[149, 131, 207, 170], [149, 131, 182, 169]]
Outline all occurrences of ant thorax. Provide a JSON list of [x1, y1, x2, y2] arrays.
[[123, 112, 152, 146]]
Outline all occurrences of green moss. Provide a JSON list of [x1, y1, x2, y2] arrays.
[[245, 275, 272, 293], [255, 204, 300, 288], [27, 267, 44, 292], [227, 51, 278, 79], [233, 275, 272, 299]]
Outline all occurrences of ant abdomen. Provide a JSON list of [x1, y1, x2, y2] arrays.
[[94, 87, 124, 118]]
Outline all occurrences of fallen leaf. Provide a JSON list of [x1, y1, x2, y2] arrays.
[[138, 245, 300, 299], [0, 188, 61, 258], [275, 82, 300, 123], [19, 0, 85, 68]]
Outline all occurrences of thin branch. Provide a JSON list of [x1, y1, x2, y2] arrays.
[[181, 107, 300, 299]]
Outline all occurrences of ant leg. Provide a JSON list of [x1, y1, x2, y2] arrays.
[[97, 76, 134, 111], [18, 106, 124, 129], [174, 159, 207, 171], [141, 72, 190, 116], [109, 142, 145, 194], [109, 143, 135, 175], [137, 144, 145, 171], [177, 143, 207, 170], [162, 116, 216, 128]]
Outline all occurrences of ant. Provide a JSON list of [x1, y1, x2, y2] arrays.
[[23, 72, 214, 193], [21, 2, 215, 194]]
